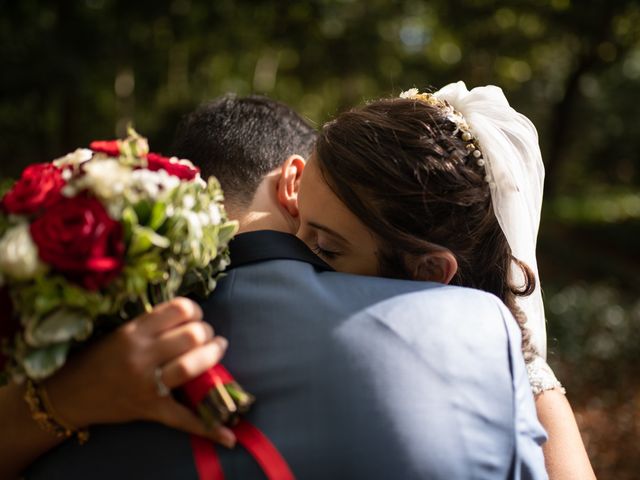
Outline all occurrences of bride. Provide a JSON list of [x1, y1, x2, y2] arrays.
[[0, 85, 594, 479], [295, 82, 596, 479]]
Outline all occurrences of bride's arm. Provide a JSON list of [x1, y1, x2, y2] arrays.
[[0, 383, 66, 480], [0, 298, 234, 480], [528, 363, 596, 480], [535, 389, 596, 479]]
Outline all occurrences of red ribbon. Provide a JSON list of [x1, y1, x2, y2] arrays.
[[190, 434, 224, 478], [185, 366, 295, 480], [183, 365, 235, 406]]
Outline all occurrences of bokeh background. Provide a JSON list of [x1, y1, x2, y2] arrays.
[[1, 0, 639, 476]]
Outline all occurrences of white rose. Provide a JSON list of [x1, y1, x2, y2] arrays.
[[0, 224, 45, 280], [81, 159, 132, 200]]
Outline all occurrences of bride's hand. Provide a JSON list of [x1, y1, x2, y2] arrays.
[[43, 297, 236, 448]]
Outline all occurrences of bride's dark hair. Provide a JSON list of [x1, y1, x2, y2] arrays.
[[315, 97, 537, 361]]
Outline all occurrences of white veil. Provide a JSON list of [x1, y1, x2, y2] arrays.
[[433, 82, 547, 358]]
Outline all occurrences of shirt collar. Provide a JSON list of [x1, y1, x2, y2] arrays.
[[227, 230, 334, 272]]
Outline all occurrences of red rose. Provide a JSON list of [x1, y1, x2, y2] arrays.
[[2, 163, 65, 215], [146, 152, 200, 181], [90, 140, 121, 157], [0, 288, 17, 372], [30, 195, 125, 291]]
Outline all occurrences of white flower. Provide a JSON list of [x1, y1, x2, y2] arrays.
[[194, 175, 207, 188], [53, 148, 93, 168], [182, 194, 196, 210], [208, 204, 221, 225], [0, 224, 45, 280], [184, 210, 204, 239], [130, 168, 181, 201], [198, 211, 210, 226], [79, 159, 132, 201], [218, 257, 230, 270], [190, 204, 220, 228], [399, 88, 419, 99]]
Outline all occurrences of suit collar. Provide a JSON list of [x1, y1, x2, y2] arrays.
[[227, 230, 334, 271]]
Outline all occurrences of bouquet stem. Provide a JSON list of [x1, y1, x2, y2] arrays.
[[183, 365, 254, 428]]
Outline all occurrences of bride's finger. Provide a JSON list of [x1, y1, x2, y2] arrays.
[[135, 298, 204, 336], [153, 398, 236, 448], [150, 321, 214, 365], [160, 337, 228, 389]]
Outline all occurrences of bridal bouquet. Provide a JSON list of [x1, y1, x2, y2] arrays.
[[0, 129, 253, 427]]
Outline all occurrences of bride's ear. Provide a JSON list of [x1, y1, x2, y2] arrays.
[[277, 155, 306, 217], [409, 250, 458, 284]]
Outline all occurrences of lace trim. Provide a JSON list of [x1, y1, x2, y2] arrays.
[[527, 355, 566, 396]]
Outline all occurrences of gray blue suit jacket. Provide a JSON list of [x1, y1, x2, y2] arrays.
[[28, 230, 547, 479]]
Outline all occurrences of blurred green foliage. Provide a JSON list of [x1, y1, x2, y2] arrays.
[[1, 0, 639, 477]]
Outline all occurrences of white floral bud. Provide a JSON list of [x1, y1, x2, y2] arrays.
[[399, 88, 419, 99], [198, 211, 210, 226], [130, 169, 181, 201], [219, 258, 229, 270], [53, 148, 93, 168], [208, 204, 221, 225], [185, 211, 203, 239], [182, 194, 196, 210], [0, 224, 45, 280]]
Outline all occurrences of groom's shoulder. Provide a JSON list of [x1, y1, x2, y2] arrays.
[[334, 277, 517, 346], [360, 283, 517, 346], [319, 269, 505, 310], [227, 256, 511, 323]]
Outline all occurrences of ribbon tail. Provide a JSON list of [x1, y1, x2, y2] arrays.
[[233, 419, 296, 480], [190, 434, 225, 480]]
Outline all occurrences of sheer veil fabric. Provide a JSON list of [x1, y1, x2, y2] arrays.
[[434, 82, 547, 358]]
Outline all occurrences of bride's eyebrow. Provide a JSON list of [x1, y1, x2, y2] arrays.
[[308, 221, 350, 245]]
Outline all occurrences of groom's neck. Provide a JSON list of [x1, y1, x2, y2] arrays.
[[226, 174, 297, 236], [234, 210, 294, 235]]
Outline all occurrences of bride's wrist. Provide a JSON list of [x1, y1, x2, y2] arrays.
[[43, 368, 94, 430]]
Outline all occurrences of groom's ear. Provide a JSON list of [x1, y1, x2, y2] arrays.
[[277, 155, 306, 217], [409, 250, 458, 285]]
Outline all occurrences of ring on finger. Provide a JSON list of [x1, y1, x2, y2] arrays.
[[154, 367, 171, 397]]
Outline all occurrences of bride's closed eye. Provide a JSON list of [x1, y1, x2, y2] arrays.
[[310, 243, 341, 260]]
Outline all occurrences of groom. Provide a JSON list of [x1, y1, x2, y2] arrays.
[[28, 95, 547, 479]]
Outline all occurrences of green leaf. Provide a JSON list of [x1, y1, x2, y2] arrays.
[[29, 281, 64, 317], [218, 221, 239, 246], [134, 200, 152, 225], [128, 226, 170, 256], [25, 309, 93, 347], [0, 178, 15, 198], [15, 276, 113, 320], [149, 201, 167, 231], [22, 342, 71, 380], [121, 206, 138, 244]]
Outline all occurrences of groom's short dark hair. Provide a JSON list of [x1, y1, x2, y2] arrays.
[[172, 94, 317, 206]]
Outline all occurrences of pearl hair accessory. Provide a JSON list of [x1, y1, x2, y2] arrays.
[[399, 88, 491, 182]]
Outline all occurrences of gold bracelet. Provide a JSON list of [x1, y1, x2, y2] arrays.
[[24, 380, 90, 444]]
